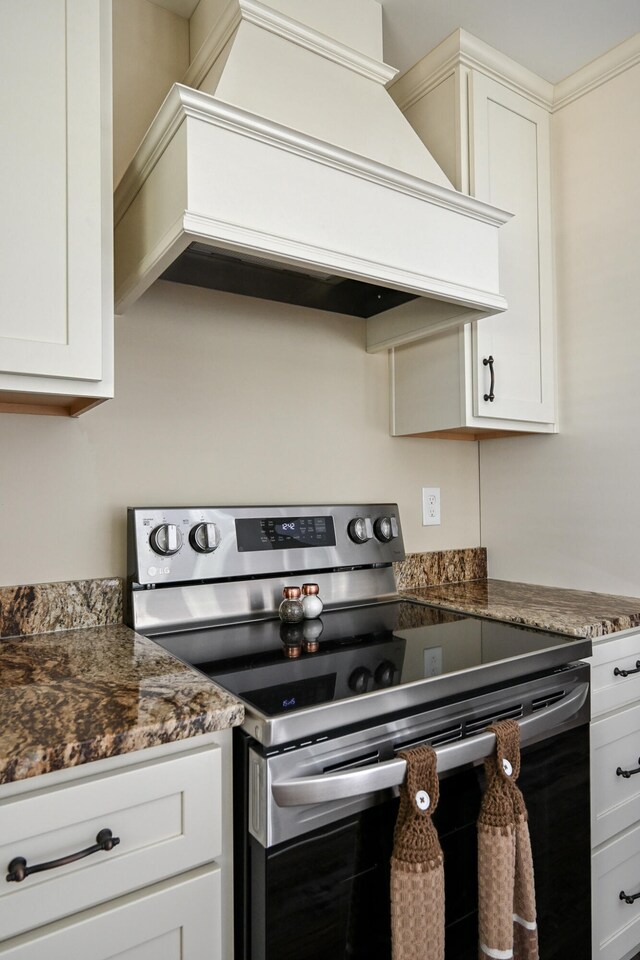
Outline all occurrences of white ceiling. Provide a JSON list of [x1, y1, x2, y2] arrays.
[[149, 0, 199, 18], [149, 0, 640, 85], [380, 0, 640, 83]]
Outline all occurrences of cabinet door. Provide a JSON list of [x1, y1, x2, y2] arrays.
[[0, 0, 108, 383], [469, 73, 555, 424], [0, 865, 221, 960]]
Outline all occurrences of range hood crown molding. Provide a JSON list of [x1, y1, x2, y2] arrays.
[[114, 84, 511, 230]]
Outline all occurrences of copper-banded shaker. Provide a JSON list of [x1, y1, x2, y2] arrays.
[[301, 582, 323, 619], [279, 586, 304, 623], [280, 622, 304, 658], [302, 618, 323, 653]]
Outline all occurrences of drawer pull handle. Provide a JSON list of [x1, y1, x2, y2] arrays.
[[616, 758, 640, 779], [6, 828, 120, 883], [483, 356, 495, 402], [613, 660, 640, 678], [620, 889, 640, 905]]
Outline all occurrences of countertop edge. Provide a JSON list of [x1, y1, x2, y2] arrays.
[[399, 579, 640, 641], [0, 623, 245, 787]]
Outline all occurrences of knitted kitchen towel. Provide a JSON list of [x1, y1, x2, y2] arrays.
[[391, 744, 444, 960], [478, 719, 538, 960]]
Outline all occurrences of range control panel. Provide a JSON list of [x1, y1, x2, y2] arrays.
[[128, 504, 405, 586]]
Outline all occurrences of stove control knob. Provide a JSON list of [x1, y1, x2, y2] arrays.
[[374, 660, 396, 687], [149, 523, 183, 556], [348, 667, 372, 694], [189, 521, 221, 554], [348, 517, 373, 544], [373, 517, 395, 542]]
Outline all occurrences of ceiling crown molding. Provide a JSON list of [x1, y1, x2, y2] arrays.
[[391, 27, 640, 116], [391, 29, 554, 112], [552, 32, 640, 111]]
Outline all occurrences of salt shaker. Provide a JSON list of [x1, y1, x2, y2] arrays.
[[279, 586, 304, 623], [301, 583, 323, 619], [302, 618, 323, 653]]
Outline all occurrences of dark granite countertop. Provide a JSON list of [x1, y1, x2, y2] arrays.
[[0, 624, 244, 786], [4, 564, 638, 786], [400, 579, 640, 640]]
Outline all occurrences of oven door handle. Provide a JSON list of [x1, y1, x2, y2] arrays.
[[271, 681, 588, 807]]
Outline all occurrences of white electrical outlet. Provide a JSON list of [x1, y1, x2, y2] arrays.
[[422, 487, 441, 526], [424, 647, 443, 677]]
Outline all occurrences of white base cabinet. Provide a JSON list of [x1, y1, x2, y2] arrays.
[[0, 0, 113, 417], [388, 31, 556, 439], [0, 735, 231, 960], [590, 630, 640, 960], [0, 866, 219, 960]]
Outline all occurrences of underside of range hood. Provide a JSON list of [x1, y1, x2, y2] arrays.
[[162, 242, 418, 317], [114, 0, 511, 351]]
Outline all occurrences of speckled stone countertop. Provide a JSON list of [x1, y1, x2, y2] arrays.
[[0, 624, 244, 786], [0, 578, 122, 639], [400, 579, 640, 639]]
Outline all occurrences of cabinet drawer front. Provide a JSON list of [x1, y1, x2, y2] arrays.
[[593, 822, 640, 960], [592, 703, 640, 845], [0, 746, 220, 941], [590, 631, 640, 718], [0, 864, 220, 960]]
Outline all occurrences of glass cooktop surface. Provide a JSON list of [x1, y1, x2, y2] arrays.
[[154, 601, 590, 720]]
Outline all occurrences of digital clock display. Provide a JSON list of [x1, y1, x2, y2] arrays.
[[236, 516, 336, 551]]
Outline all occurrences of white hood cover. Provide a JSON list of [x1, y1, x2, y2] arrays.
[[114, 0, 510, 349]]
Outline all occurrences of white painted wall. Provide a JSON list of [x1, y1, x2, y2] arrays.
[[112, 0, 188, 185], [0, 282, 480, 587], [0, 0, 482, 589], [480, 61, 640, 595]]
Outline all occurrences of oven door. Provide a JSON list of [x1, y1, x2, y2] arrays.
[[235, 665, 591, 960]]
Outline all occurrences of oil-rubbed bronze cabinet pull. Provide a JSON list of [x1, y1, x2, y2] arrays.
[[620, 889, 640, 905], [483, 356, 495, 402], [616, 757, 640, 779], [6, 829, 120, 883], [613, 660, 640, 678]]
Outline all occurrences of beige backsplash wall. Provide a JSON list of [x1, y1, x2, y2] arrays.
[[479, 61, 640, 596], [0, 281, 481, 587]]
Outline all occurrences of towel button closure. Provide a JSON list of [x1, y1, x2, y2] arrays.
[[501, 758, 513, 777], [415, 790, 430, 811]]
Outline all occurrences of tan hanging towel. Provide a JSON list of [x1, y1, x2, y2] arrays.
[[390, 744, 444, 960], [478, 719, 539, 960]]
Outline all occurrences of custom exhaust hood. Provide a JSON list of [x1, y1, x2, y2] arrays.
[[114, 0, 511, 351]]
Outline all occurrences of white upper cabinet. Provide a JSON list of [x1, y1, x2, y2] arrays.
[[389, 31, 557, 438], [0, 0, 113, 417]]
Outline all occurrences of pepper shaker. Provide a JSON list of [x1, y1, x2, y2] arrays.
[[280, 622, 304, 658], [279, 586, 304, 623]]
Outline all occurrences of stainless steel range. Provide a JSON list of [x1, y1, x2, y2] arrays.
[[127, 504, 592, 960]]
